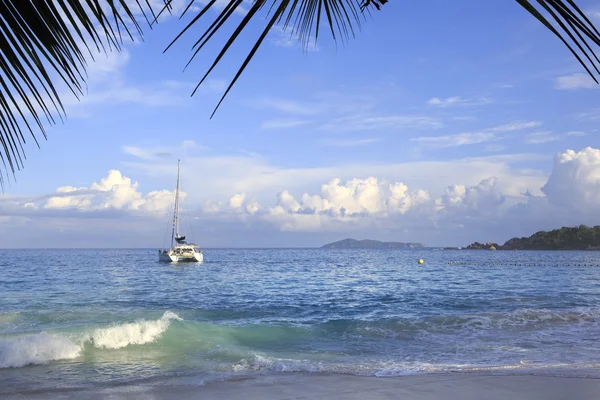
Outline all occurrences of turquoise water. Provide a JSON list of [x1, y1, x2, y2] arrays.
[[2, 248, 600, 393]]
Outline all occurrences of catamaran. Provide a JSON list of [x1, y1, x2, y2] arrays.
[[159, 160, 203, 263]]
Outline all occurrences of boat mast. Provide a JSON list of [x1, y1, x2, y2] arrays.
[[171, 159, 181, 248]]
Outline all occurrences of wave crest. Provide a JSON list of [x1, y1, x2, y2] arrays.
[[0, 332, 81, 369], [0, 311, 181, 369], [87, 311, 181, 349]]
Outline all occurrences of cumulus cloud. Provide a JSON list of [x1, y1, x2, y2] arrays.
[[436, 177, 505, 213], [254, 177, 432, 232], [183, 148, 600, 236], [542, 147, 600, 212], [3, 148, 600, 247], [194, 175, 509, 233], [123, 141, 552, 212], [19, 170, 178, 215]]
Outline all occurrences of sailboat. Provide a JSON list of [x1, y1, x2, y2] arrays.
[[159, 160, 203, 263]]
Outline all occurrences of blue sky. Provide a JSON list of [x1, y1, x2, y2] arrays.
[[1, 0, 600, 248]]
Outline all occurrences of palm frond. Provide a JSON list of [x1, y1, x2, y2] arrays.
[[165, 0, 384, 118], [516, 1, 600, 82], [1, 0, 599, 190], [166, 0, 600, 118], [0, 0, 171, 187]]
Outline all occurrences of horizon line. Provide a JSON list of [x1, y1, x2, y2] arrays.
[[0, 246, 444, 250]]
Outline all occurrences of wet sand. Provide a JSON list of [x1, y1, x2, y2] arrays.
[[4, 373, 600, 399]]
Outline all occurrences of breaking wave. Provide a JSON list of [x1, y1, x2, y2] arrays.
[[86, 310, 181, 349], [0, 332, 81, 369], [2, 307, 600, 375], [0, 311, 181, 369]]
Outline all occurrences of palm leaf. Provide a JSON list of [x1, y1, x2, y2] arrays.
[[1, 0, 599, 190], [166, 0, 600, 117], [0, 0, 172, 188]]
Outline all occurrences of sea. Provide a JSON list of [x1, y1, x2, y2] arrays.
[[2, 248, 600, 395]]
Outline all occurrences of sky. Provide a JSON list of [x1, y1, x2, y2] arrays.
[[1, 0, 600, 248]]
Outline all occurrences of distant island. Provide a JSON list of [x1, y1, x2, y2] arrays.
[[322, 239, 426, 249], [466, 225, 600, 251]]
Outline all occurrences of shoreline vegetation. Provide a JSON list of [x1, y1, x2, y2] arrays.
[[323, 225, 600, 251], [465, 225, 600, 251]]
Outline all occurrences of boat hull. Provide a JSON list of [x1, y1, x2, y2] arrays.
[[159, 250, 203, 263]]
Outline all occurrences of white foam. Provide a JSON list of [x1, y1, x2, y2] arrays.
[[0, 332, 81, 368], [0, 311, 181, 368], [233, 354, 323, 373], [87, 311, 181, 349]]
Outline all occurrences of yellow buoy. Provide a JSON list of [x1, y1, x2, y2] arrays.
[[418, 259, 424, 264]]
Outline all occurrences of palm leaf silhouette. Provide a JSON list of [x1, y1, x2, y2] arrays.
[[0, 0, 598, 186]]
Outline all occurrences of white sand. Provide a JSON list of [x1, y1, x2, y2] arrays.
[[4, 373, 600, 399]]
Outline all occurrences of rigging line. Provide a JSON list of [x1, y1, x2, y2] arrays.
[[171, 159, 181, 247]]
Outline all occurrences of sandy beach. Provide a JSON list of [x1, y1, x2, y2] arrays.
[[4, 373, 600, 400]]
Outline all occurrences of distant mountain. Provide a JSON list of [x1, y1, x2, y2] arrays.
[[465, 225, 600, 250], [322, 239, 426, 249]]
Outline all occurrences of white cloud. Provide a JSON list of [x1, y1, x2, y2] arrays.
[[255, 92, 376, 117], [201, 176, 433, 232], [4, 147, 600, 247], [122, 140, 207, 161], [524, 131, 560, 144], [587, 10, 600, 20], [121, 142, 548, 206], [272, 26, 320, 52], [323, 138, 381, 147], [435, 177, 505, 215], [489, 121, 542, 132], [428, 96, 464, 106], [411, 120, 541, 148], [576, 109, 600, 120], [41, 49, 224, 121], [260, 119, 311, 130], [567, 131, 586, 136], [555, 73, 598, 90], [452, 116, 478, 121], [541, 147, 600, 212], [255, 92, 438, 135], [195, 0, 248, 15], [411, 132, 496, 148], [318, 115, 443, 132], [255, 98, 320, 115], [427, 96, 493, 107], [34, 170, 178, 215], [484, 144, 507, 153]]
